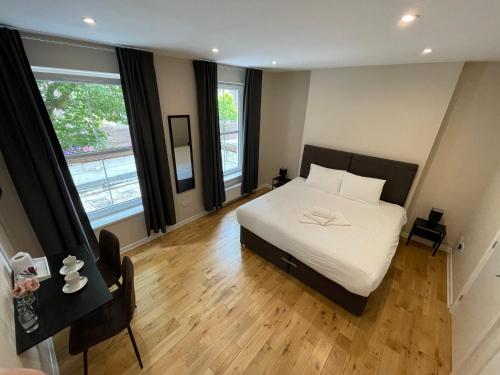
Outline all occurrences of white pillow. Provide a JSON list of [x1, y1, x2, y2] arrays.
[[339, 172, 386, 205], [305, 164, 345, 195]]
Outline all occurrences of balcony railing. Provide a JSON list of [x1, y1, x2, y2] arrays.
[[65, 147, 141, 214]]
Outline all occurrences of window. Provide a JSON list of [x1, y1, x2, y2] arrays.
[[218, 83, 244, 177], [35, 71, 142, 226]]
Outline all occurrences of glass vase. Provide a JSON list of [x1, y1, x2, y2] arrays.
[[16, 297, 39, 333], [24, 291, 36, 306]]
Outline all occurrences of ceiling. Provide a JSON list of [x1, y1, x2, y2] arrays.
[[1, 0, 500, 70]]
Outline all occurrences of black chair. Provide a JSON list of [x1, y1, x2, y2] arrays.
[[69, 256, 143, 374], [96, 229, 122, 288]]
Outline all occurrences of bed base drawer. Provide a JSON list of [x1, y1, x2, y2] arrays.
[[240, 226, 368, 316], [288, 255, 368, 315], [240, 226, 291, 272]]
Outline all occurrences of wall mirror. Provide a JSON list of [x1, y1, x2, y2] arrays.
[[168, 115, 195, 193]]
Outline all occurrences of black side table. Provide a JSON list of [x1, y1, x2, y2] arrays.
[[406, 217, 446, 256], [272, 176, 291, 189]]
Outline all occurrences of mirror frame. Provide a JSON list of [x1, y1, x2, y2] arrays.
[[167, 115, 195, 193]]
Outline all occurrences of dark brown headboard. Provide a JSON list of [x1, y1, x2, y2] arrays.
[[299, 144, 418, 206]]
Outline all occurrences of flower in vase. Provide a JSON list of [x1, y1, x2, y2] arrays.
[[12, 278, 40, 298], [12, 282, 27, 299], [25, 278, 40, 293]]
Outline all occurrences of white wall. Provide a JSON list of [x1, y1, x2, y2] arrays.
[[218, 64, 245, 84], [455, 317, 500, 375], [406, 62, 500, 247], [156, 54, 205, 222], [452, 165, 500, 302], [0, 224, 58, 374], [302, 63, 464, 206], [22, 34, 119, 74], [0, 154, 43, 258], [259, 71, 311, 185]]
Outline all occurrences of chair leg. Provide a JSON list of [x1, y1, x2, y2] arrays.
[[127, 325, 143, 369], [83, 350, 88, 375]]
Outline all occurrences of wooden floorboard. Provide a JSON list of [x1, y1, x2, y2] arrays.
[[56, 190, 451, 375]]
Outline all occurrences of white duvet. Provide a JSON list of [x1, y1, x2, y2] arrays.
[[236, 178, 406, 296]]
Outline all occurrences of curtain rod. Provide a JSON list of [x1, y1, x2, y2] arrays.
[[0, 24, 151, 53], [21, 35, 116, 53], [219, 64, 246, 72], [218, 81, 245, 86], [2, 24, 256, 69], [20, 34, 152, 54]]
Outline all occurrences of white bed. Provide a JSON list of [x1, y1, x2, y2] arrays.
[[236, 177, 407, 297]]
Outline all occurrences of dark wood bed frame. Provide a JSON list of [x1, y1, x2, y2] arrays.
[[240, 144, 418, 315]]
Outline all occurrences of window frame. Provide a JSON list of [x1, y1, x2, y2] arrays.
[[218, 82, 245, 177], [65, 147, 143, 224], [33, 67, 143, 227]]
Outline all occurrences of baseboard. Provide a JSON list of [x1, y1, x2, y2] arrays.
[[400, 231, 452, 253], [120, 210, 209, 253], [120, 186, 271, 254], [447, 250, 453, 309], [120, 232, 162, 254], [258, 183, 272, 190]]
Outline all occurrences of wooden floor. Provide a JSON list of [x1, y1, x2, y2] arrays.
[[57, 190, 451, 375]]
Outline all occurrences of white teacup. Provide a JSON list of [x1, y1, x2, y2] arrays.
[[63, 255, 77, 269], [64, 271, 80, 289]]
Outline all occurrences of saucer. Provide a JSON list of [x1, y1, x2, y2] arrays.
[[59, 259, 84, 275], [62, 276, 88, 294]]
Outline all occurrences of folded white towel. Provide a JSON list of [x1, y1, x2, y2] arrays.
[[311, 205, 334, 219], [304, 212, 334, 226], [330, 212, 350, 226], [296, 209, 350, 226]]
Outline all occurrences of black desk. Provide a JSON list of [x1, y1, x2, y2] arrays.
[[15, 246, 112, 354], [406, 217, 447, 256]]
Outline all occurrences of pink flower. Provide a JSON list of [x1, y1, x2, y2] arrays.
[[12, 282, 27, 299], [25, 278, 40, 293], [12, 278, 40, 298]]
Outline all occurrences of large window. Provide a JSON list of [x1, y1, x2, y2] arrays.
[[218, 83, 244, 177], [35, 73, 142, 225]]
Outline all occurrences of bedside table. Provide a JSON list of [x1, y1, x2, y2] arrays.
[[406, 217, 446, 256], [272, 176, 291, 189]]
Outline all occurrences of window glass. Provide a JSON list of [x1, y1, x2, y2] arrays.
[[218, 83, 244, 175], [36, 78, 142, 220]]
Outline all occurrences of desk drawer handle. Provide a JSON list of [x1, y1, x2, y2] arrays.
[[281, 257, 297, 268]]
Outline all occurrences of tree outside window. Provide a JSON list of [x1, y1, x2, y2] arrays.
[[37, 80, 128, 154]]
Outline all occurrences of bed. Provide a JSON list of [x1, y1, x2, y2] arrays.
[[237, 145, 418, 315]]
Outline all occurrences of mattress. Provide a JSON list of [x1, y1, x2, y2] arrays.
[[236, 178, 407, 296]]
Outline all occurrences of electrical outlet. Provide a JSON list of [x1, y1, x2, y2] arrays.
[[457, 236, 465, 252], [181, 199, 191, 208]]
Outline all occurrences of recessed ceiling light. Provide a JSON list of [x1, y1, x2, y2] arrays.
[[401, 14, 418, 23], [82, 17, 96, 25], [212, 48, 219, 53], [272, 61, 277, 65], [422, 48, 433, 55]]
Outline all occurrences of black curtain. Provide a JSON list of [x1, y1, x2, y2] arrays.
[[116, 47, 176, 235], [193, 60, 226, 210], [0, 28, 99, 256], [241, 69, 263, 194]]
